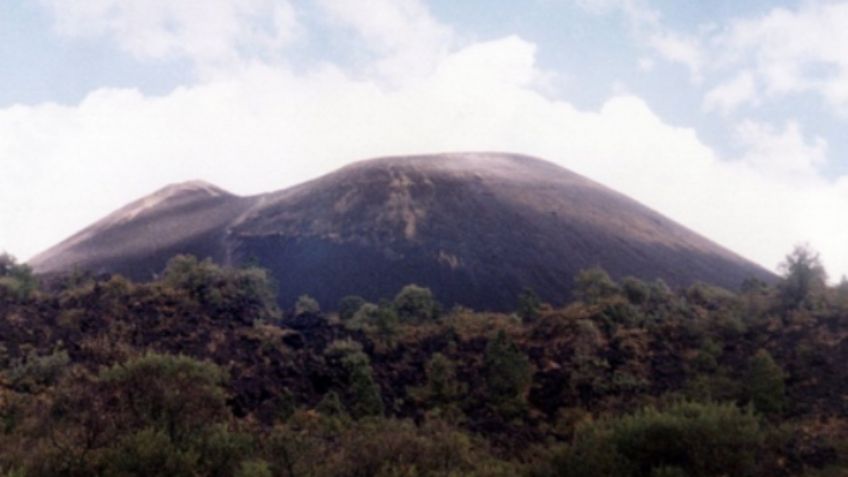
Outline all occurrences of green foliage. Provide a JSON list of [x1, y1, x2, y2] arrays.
[[484, 330, 532, 416], [345, 354, 384, 419], [105, 427, 199, 477], [235, 460, 272, 477], [745, 349, 786, 416], [622, 277, 651, 305], [410, 353, 467, 414], [98, 352, 230, 442], [264, 416, 517, 477], [544, 401, 763, 477], [686, 282, 737, 309], [338, 295, 366, 321], [517, 288, 542, 321], [294, 294, 321, 317], [2, 246, 848, 476], [161, 255, 279, 322], [346, 302, 378, 330], [779, 245, 827, 310], [324, 340, 384, 418], [575, 267, 621, 304], [373, 300, 400, 346], [394, 284, 440, 322], [7, 348, 69, 392], [316, 391, 348, 418], [0, 253, 38, 300]]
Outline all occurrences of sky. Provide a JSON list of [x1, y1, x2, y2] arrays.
[[1, 0, 847, 280]]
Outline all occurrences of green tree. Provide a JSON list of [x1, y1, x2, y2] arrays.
[[236, 460, 273, 477], [394, 284, 439, 322], [835, 276, 848, 311], [294, 294, 321, 317], [575, 267, 621, 305], [98, 352, 230, 442], [517, 288, 542, 321], [338, 295, 366, 321], [343, 351, 384, 419], [316, 391, 348, 418], [545, 402, 763, 477], [324, 340, 384, 419], [484, 330, 532, 416], [745, 349, 786, 416], [778, 245, 827, 310], [621, 277, 651, 305], [410, 353, 467, 412], [0, 253, 38, 300], [373, 301, 399, 347], [161, 255, 279, 322]]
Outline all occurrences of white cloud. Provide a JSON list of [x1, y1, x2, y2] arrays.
[[578, 0, 848, 115], [637, 57, 655, 72], [572, 0, 705, 80], [647, 31, 704, 80], [2, 0, 846, 281], [313, 0, 454, 82], [717, 2, 848, 113], [573, 0, 659, 27], [703, 71, 758, 114], [40, 0, 299, 66], [735, 120, 827, 182]]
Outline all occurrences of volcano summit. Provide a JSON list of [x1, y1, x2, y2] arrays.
[[30, 153, 775, 309]]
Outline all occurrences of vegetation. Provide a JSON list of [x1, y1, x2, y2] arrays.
[[1, 246, 847, 476]]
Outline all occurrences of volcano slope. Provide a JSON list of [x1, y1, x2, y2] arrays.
[[30, 153, 775, 310]]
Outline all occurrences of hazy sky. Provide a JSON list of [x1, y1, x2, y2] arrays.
[[1, 0, 847, 279]]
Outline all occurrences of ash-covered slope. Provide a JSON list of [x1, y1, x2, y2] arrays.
[[31, 153, 775, 309]]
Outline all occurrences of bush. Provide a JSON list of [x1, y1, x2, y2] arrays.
[[161, 255, 279, 322], [409, 353, 467, 413], [745, 349, 786, 416], [544, 401, 763, 477], [484, 330, 532, 416], [338, 295, 366, 321], [324, 340, 384, 418], [517, 288, 542, 321], [98, 352, 230, 442], [0, 253, 38, 300], [7, 349, 70, 392], [294, 294, 321, 317], [622, 277, 651, 305], [394, 284, 439, 322], [575, 267, 621, 305]]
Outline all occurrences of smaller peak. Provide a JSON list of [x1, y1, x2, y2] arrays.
[[158, 179, 229, 196], [109, 180, 233, 224]]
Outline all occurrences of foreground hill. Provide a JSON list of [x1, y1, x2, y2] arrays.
[[1, 250, 847, 476], [30, 153, 774, 309]]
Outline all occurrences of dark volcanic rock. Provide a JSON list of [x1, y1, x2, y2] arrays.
[[30, 153, 775, 310]]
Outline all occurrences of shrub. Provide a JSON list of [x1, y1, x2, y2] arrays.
[[484, 330, 532, 416], [545, 401, 763, 477], [0, 253, 38, 300], [161, 255, 279, 322], [98, 352, 230, 442], [622, 277, 651, 305], [575, 267, 621, 305], [7, 349, 70, 392], [338, 295, 366, 321], [410, 353, 467, 413], [745, 349, 786, 416], [294, 294, 321, 317], [517, 288, 542, 321], [394, 284, 440, 322]]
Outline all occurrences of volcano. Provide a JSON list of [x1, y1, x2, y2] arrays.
[[30, 153, 775, 310]]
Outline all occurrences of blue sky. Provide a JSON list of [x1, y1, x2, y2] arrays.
[[1, 0, 847, 279]]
